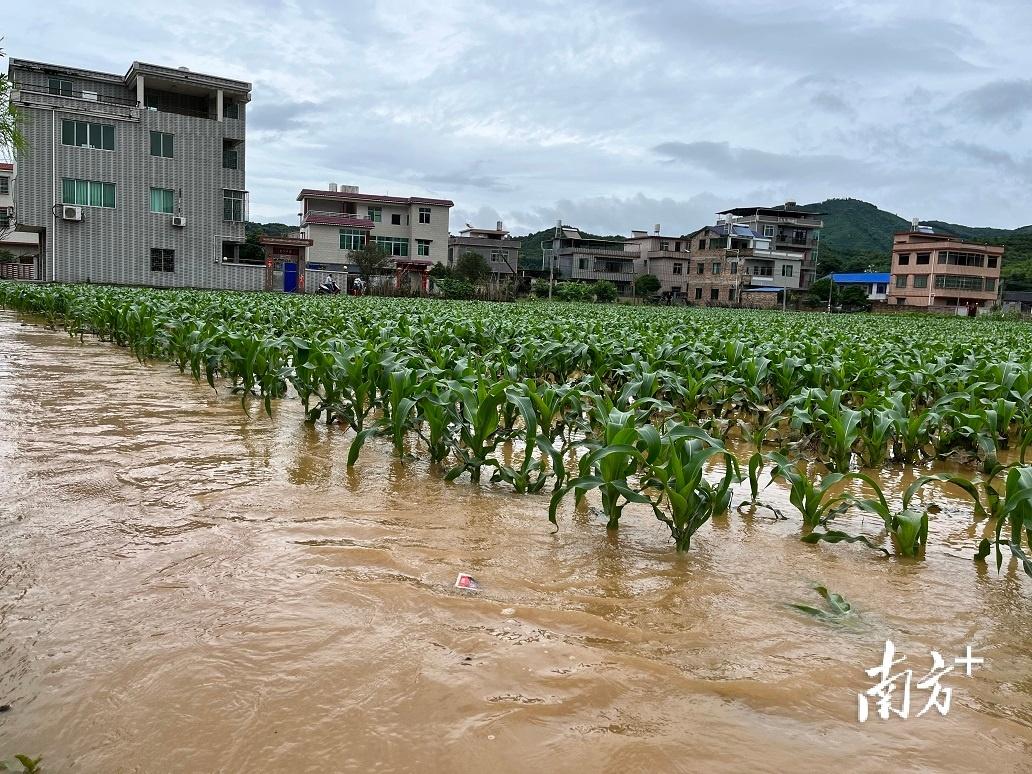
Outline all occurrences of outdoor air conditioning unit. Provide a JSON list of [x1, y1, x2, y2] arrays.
[[62, 205, 83, 221], [81, 90, 98, 101], [172, 215, 187, 227]]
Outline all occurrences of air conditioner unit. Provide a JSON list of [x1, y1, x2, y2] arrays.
[[62, 205, 83, 221], [171, 215, 187, 227], [81, 90, 98, 101]]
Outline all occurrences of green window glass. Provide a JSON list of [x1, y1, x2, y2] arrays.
[[49, 78, 75, 96], [367, 207, 382, 222], [339, 228, 367, 250], [150, 131, 174, 158], [150, 188, 174, 214], [62, 178, 115, 208], [224, 99, 239, 119], [222, 149, 238, 169], [416, 239, 431, 257], [373, 236, 409, 256], [62, 120, 114, 150]]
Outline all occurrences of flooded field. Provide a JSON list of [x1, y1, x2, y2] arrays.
[[0, 311, 1030, 773]]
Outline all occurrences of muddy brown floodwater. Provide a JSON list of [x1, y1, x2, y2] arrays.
[[0, 312, 1030, 773]]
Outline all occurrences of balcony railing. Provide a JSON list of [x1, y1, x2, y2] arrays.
[[15, 83, 138, 107]]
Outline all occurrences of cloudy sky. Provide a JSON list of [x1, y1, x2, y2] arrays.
[[9, 0, 1032, 234]]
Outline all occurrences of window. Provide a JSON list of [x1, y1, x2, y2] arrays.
[[367, 207, 382, 222], [712, 262, 721, 275], [934, 275, 984, 291], [0, 177, 8, 195], [916, 252, 930, 265], [416, 239, 431, 257], [876, 284, 887, 293], [695, 287, 702, 300], [490, 249, 506, 264], [150, 131, 174, 158], [913, 275, 928, 289], [224, 99, 239, 119], [728, 287, 736, 301], [373, 235, 409, 256], [782, 264, 794, 277], [418, 207, 431, 224], [61, 120, 114, 151], [222, 140, 238, 169], [48, 78, 75, 96], [674, 241, 681, 251], [897, 298, 907, 305], [696, 263, 704, 275], [895, 275, 908, 288], [150, 187, 174, 214], [698, 239, 706, 250], [710, 287, 719, 301], [985, 278, 997, 292], [938, 251, 985, 267], [62, 178, 115, 208], [987, 257, 998, 269], [670, 285, 681, 294], [763, 225, 775, 237], [339, 228, 366, 250], [391, 213, 402, 225], [730, 262, 738, 275], [149, 248, 174, 273], [223, 190, 245, 221], [659, 241, 669, 251], [672, 262, 683, 275], [898, 253, 910, 266], [578, 257, 587, 269]]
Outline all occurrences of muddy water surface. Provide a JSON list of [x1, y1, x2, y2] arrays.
[[0, 312, 1030, 773]]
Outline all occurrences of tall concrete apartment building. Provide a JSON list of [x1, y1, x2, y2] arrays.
[[717, 203, 823, 289], [887, 229, 1003, 311], [448, 222, 521, 282], [297, 185, 452, 292], [9, 58, 255, 289]]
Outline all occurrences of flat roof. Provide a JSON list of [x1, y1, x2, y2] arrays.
[[718, 206, 826, 218], [298, 188, 453, 207], [10, 57, 250, 93]]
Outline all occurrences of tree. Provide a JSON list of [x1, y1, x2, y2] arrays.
[[809, 277, 837, 305], [429, 262, 452, 279], [0, 42, 25, 154], [635, 274, 661, 297], [839, 285, 871, 310], [592, 280, 618, 303], [454, 251, 491, 283], [350, 241, 394, 278]]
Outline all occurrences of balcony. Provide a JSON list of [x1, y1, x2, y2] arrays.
[[12, 84, 139, 120]]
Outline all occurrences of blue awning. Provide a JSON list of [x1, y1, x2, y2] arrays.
[[826, 272, 890, 284]]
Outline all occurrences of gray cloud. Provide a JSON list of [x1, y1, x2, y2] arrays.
[[652, 141, 877, 185], [8, 0, 1032, 231], [947, 80, 1032, 127]]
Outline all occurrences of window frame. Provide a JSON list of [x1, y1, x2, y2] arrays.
[[62, 177, 116, 208], [418, 207, 431, 224], [150, 187, 175, 214], [223, 189, 246, 222], [367, 207, 382, 223], [672, 262, 683, 275], [150, 131, 174, 158], [416, 239, 431, 257], [339, 228, 367, 251], [149, 247, 175, 273], [62, 120, 114, 151]]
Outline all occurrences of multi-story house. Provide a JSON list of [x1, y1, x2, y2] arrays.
[[297, 184, 452, 292], [448, 222, 521, 283], [717, 203, 823, 289], [887, 228, 1003, 311], [542, 224, 634, 295], [9, 58, 254, 289], [622, 226, 690, 296], [0, 162, 40, 279]]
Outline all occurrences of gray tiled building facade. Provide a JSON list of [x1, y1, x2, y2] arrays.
[[10, 59, 260, 289]]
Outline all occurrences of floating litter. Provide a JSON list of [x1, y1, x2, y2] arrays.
[[501, 608, 516, 617], [454, 573, 480, 591]]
